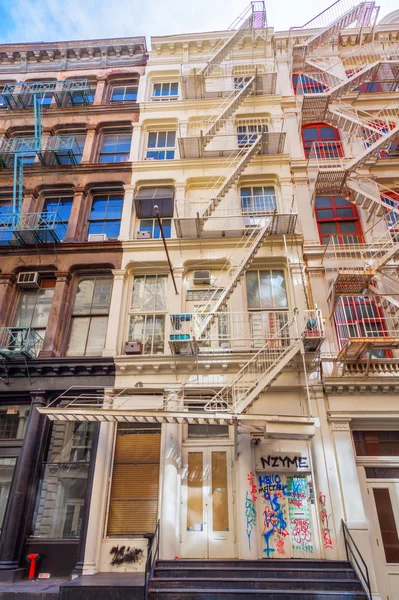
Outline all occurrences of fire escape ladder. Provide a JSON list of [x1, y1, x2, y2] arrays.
[[199, 16, 253, 79], [203, 315, 300, 413], [195, 221, 271, 338], [344, 179, 399, 216], [202, 135, 262, 220], [290, 0, 375, 71], [202, 76, 256, 145]]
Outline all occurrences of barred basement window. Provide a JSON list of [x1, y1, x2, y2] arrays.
[[107, 423, 161, 535]]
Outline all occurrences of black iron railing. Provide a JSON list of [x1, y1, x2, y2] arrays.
[[342, 519, 372, 600], [145, 519, 160, 600]]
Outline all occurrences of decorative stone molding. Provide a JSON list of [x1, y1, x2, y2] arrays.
[[330, 420, 351, 431], [0, 38, 147, 74]]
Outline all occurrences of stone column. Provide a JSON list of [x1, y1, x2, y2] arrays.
[[276, 58, 293, 96], [129, 125, 142, 161], [119, 185, 135, 241], [39, 272, 71, 358], [174, 182, 186, 219], [293, 175, 319, 243], [93, 78, 107, 105], [82, 127, 97, 163], [64, 187, 88, 242], [0, 275, 16, 327], [82, 421, 115, 574], [236, 433, 259, 559], [160, 403, 181, 559], [283, 109, 304, 160], [331, 418, 380, 596], [103, 270, 127, 358], [0, 393, 47, 578]]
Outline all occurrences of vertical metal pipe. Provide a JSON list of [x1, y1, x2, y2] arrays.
[[154, 207, 178, 295]]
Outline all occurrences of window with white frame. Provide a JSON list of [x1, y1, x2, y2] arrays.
[[66, 277, 112, 357], [246, 270, 289, 347], [99, 131, 131, 163], [87, 193, 123, 239], [237, 123, 267, 147], [152, 82, 179, 101], [240, 186, 277, 217], [110, 84, 138, 103], [128, 275, 167, 354], [139, 218, 171, 239], [145, 131, 176, 160]]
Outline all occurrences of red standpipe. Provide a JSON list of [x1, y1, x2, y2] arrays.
[[26, 554, 40, 579]]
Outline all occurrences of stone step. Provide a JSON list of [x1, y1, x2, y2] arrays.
[[150, 577, 364, 591], [148, 589, 367, 600], [153, 568, 358, 580], [157, 560, 351, 570]]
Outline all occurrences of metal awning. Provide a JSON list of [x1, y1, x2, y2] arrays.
[[134, 187, 174, 218]]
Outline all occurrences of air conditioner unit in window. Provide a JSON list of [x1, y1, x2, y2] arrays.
[[137, 231, 152, 239], [125, 341, 143, 355], [88, 234, 108, 242], [17, 272, 41, 289], [193, 270, 211, 285]]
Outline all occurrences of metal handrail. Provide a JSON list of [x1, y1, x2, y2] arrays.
[[144, 518, 160, 600], [342, 520, 372, 600]]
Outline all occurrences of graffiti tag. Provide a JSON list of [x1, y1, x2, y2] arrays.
[[260, 455, 309, 470], [319, 492, 333, 549], [245, 472, 257, 551]]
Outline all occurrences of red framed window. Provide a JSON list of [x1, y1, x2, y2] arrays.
[[336, 296, 391, 358], [302, 123, 342, 159], [380, 189, 399, 234], [345, 70, 383, 93], [292, 74, 326, 95], [315, 195, 363, 244]]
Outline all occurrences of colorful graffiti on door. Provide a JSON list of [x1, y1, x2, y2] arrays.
[[318, 492, 333, 549], [258, 474, 314, 557], [245, 472, 257, 550]]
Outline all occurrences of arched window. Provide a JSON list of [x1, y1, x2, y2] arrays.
[[301, 123, 341, 159]]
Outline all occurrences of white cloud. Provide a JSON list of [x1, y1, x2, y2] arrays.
[[1, 0, 399, 44]]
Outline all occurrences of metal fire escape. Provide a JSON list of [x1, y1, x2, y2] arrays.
[[0, 79, 93, 364], [292, 0, 399, 362]]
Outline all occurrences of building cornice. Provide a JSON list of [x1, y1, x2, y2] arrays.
[[0, 37, 147, 74]]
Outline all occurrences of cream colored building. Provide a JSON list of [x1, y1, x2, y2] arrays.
[[41, 3, 399, 599]]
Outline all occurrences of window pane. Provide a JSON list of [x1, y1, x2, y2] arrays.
[[187, 453, 203, 531], [0, 458, 17, 534], [212, 451, 229, 532], [317, 209, 335, 219], [157, 132, 166, 147], [153, 83, 161, 96], [0, 406, 30, 440], [91, 279, 112, 313], [319, 222, 338, 234], [85, 316, 108, 355], [31, 289, 54, 328], [315, 197, 332, 208], [334, 197, 351, 207], [303, 128, 318, 140], [103, 222, 121, 238], [246, 271, 260, 309], [148, 132, 157, 148], [320, 127, 337, 140], [170, 82, 178, 95], [14, 290, 37, 327], [373, 488, 399, 563], [90, 198, 107, 220], [66, 317, 91, 356], [166, 131, 176, 146], [73, 279, 95, 314], [337, 208, 355, 218], [272, 270, 288, 308], [260, 271, 273, 308], [339, 221, 358, 233]]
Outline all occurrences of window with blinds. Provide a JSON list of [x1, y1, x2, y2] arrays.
[[107, 424, 161, 535]]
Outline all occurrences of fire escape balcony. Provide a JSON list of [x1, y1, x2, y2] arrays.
[[169, 309, 324, 356], [1, 79, 94, 110], [0, 211, 67, 245], [0, 135, 83, 167], [0, 327, 43, 360]]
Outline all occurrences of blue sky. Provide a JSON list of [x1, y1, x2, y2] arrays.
[[0, 0, 397, 44]]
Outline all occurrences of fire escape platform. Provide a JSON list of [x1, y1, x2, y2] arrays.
[[174, 213, 297, 239], [333, 272, 374, 295], [338, 336, 399, 360]]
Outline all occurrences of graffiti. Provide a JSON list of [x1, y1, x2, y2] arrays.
[[110, 545, 143, 566], [259, 475, 289, 557], [287, 476, 314, 555], [319, 492, 334, 549], [276, 534, 286, 555], [260, 455, 309, 470], [292, 518, 312, 545], [245, 472, 257, 550]]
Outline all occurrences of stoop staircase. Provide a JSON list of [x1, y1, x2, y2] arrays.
[[148, 559, 368, 599]]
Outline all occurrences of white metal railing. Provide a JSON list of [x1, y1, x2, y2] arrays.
[[290, 0, 361, 35], [307, 141, 347, 169]]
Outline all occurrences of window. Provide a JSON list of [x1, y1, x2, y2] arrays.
[[0, 458, 17, 534], [129, 275, 167, 354], [55, 132, 86, 165], [315, 196, 363, 244], [240, 186, 276, 216], [99, 132, 131, 163], [246, 270, 289, 346], [66, 277, 112, 357], [107, 423, 161, 535], [64, 79, 96, 105], [110, 84, 138, 103], [42, 196, 73, 241], [139, 218, 171, 239], [302, 123, 341, 159], [353, 431, 399, 457], [6, 137, 37, 167], [14, 278, 55, 345], [32, 421, 95, 539], [88, 194, 123, 238], [152, 82, 178, 101], [0, 405, 30, 440], [28, 90, 54, 108], [292, 74, 326, 95], [146, 131, 176, 160], [234, 76, 252, 90], [237, 123, 266, 147], [0, 202, 13, 245]]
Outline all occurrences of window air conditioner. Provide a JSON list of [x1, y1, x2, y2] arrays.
[[88, 234, 108, 242], [17, 272, 41, 289], [193, 270, 211, 285], [125, 341, 143, 355], [137, 231, 152, 239]]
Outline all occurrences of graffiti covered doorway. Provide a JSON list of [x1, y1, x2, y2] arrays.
[[256, 473, 318, 559]]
